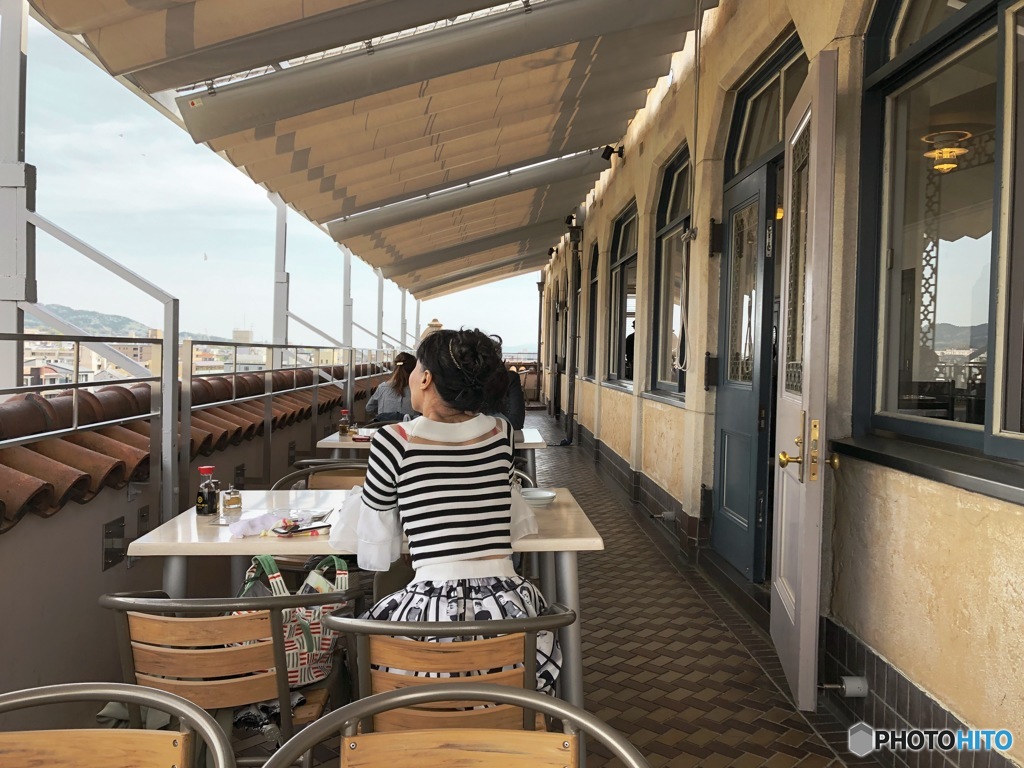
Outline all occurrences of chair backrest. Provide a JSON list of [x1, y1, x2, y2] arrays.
[[270, 460, 368, 491], [325, 605, 576, 731], [261, 683, 649, 768], [0, 682, 236, 768], [100, 590, 357, 740]]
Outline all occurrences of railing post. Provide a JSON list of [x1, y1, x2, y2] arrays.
[[400, 289, 407, 350], [375, 267, 384, 349], [178, 338, 192, 520], [415, 298, 421, 345], [271, 193, 289, 351], [162, 300, 180, 521], [0, 0, 34, 388]]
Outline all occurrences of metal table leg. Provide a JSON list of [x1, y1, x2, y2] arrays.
[[539, 553, 556, 601], [554, 550, 585, 765], [525, 448, 537, 485], [230, 556, 249, 594], [163, 556, 188, 598]]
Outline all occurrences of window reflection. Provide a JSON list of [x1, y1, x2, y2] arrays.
[[883, 36, 995, 425]]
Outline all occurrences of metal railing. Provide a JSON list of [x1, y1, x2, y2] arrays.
[[179, 340, 393, 497]]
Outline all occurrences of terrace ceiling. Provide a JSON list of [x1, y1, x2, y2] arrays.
[[31, 0, 715, 298]]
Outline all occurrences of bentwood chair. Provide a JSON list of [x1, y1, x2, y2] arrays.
[[270, 459, 368, 491], [325, 605, 576, 732], [262, 683, 650, 768], [100, 590, 361, 766], [0, 682, 235, 768]]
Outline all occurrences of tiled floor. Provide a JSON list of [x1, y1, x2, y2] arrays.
[[524, 412, 861, 768], [244, 411, 870, 767]]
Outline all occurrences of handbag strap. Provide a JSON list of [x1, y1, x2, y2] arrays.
[[245, 554, 292, 597], [311, 555, 349, 588]]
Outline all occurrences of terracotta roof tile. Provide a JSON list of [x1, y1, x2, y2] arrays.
[[0, 368, 372, 534]]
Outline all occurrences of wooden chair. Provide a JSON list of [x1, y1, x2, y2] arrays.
[[99, 590, 361, 766], [270, 459, 368, 491], [0, 681, 235, 768], [325, 605, 576, 732], [261, 683, 650, 768]]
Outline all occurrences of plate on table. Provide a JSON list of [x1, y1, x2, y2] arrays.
[[520, 488, 557, 507]]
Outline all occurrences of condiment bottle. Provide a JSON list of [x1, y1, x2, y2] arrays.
[[222, 485, 242, 512], [196, 465, 220, 516], [338, 409, 351, 436]]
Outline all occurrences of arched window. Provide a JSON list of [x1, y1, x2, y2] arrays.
[[727, 36, 808, 178], [652, 149, 692, 394], [608, 204, 638, 381], [857, 0, 1024, 459]]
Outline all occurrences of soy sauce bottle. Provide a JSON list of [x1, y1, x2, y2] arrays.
[[196, 465, 220, 516]]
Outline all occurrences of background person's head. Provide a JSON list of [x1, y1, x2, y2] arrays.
[[390, 351, 416, 391], [412, 328, 507, 416]]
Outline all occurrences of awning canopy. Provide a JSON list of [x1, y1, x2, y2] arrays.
[[31, 0, 714, 297]]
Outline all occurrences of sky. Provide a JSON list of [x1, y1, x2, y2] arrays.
[[24, 21, 541, 351]]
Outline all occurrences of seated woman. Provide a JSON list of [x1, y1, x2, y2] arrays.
[[357, 328, 560, 693], [364, 351, 419, 422]]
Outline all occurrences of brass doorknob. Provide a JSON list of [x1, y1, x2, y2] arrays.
[[778, 451, 803, 468], [826, 453, 840, 470]]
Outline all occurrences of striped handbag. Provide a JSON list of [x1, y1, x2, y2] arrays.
[[237, 554, 352, 688]]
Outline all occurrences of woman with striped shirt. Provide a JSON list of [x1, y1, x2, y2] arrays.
[[357, 328, 560, 692]]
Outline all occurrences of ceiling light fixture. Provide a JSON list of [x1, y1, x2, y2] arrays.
[[922, 130, 971, 174]]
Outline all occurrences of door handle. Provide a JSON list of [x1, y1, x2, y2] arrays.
[[778, 450, 802, 468]]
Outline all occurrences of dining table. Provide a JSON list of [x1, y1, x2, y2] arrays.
[[317, 426, 547, 480], [127, 487, 602, 722]]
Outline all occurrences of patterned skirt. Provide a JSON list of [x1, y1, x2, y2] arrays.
[[361, 560, 561, 694]]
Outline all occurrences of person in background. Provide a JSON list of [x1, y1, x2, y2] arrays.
[[496, 368, 526, 430], [357, 328, 560, 693], [365, 351, 418, 422]]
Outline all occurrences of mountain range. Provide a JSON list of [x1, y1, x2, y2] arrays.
[[24, 304, 230, 342]]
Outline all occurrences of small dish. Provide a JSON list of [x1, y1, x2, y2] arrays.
[[520, 488, 557, 507], [357, 427, 378, 437]]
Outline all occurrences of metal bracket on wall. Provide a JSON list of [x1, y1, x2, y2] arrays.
[[234, 463, 246, 490], [699, 484, 713, 520], [704, 353, 719, 391], [102, 517, 126, 571], [288, 440, 297, 466], [708, 217, 723, 257]]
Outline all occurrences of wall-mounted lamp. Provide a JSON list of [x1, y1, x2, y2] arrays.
[[568, 226, 583, 243], [601, 145, 624, 161], [547, 247, 556, 257], [922, 130, 971, 174]]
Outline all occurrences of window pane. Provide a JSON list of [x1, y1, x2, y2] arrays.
[[737, 77, 782, 172], [782, 54, 809, 118], [624, 261, 638, 380], [609, 269, 621, 374], [728, 201, 759, 382], [785, 128, 810, 394], [1008, 13, 1024, 432], [668, 162, 691, 223], [882, 37, 995, 425], [658, 229, 687, 386], [893, 0, 960, 56], [618, 215, 637, 258]]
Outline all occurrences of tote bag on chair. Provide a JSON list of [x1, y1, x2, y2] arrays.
[[236, 554, 353, 688]]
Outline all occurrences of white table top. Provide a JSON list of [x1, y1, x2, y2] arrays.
[[127, 488, 603, 557], [316, 431, 373, 450], [316, 427, 547, 451]]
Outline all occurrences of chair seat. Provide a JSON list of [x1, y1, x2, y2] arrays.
[[293, 687, 330, 726]]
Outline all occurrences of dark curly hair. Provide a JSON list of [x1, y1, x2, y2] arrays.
[[416, 328, 506, 413]]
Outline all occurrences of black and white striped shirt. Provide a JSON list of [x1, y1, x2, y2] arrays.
[[361, 414, 514, 569]]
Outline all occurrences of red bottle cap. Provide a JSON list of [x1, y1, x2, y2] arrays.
[[341, 409, 349, 414], [198, 465, 214, 475]]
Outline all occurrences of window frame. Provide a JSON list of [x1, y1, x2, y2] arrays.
[[651, 149, 692, 396], [607, 202, 639, 383], [853, 0, 1024, 462], [586, 243, 599, 379]]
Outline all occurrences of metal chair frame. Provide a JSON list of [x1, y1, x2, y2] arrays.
[[324, 605, 575, 730], [0, 681, 236, 768], [100, 589, 362, 766], [261, 683, 650, 768]]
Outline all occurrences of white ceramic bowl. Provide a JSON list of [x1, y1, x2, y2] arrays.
[[520, 488, 557, 507], [357, 427, 378, 437]]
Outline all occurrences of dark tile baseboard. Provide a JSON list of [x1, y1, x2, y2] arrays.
[[821, 618, 1017, 768]]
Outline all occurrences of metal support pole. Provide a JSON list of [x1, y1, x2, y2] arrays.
[[400, 289, 408, 350], [342, 247, 354, 414], [161, 300, 179, 521], [564, 235, 581, 444], [375, 267, 384, 349], [536, 279, 544, 403], [415, 299, 421, 342], [0, 0, 33, 388], [271, 193, 289, 360]]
